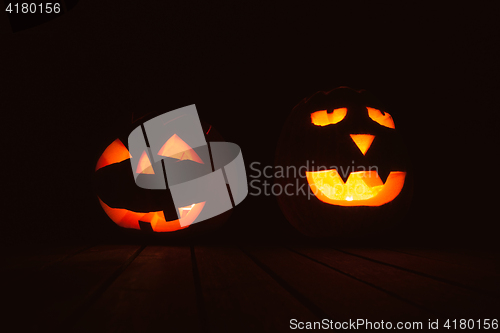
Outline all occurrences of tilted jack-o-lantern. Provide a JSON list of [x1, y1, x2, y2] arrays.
[[94, 105, 247, 236], [275, 87, 413, 237], [95, 135, 208, 233]]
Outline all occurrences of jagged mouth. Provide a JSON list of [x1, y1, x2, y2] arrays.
[[306, 169, 406, 206], [98, 199, 205, 232]]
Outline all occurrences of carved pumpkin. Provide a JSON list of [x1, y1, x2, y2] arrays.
[[93, 106, 245, 236], [275, 87, 412, 237]]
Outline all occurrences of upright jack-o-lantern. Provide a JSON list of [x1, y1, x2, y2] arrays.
[[275, 87, 412, 237], [93, 107, 240, 237]]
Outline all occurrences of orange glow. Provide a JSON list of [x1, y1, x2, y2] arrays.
[[350, 134, 375, 155], [98, 198, 206, 232], [136, 151, 155, 174], [157, 134, 204, 164], [367, 107, 395, 129], [311, 108, 347, 126], [95, 139, 132, 171], [306, 169, 406, 206]]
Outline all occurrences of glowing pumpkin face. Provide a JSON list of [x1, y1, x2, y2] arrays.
[[275, 87, 412, 237], [93, 117, 229, 235], [306, 106, 406, 206]]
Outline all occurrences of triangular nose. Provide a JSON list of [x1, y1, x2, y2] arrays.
[[350, 134, 375, 155]]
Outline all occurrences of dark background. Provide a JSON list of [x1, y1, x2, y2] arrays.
[[2, 2, 499, 248]]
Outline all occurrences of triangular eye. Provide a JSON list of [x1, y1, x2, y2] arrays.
[[311, 108, 347, 126], [95, 139, 131, 171], [157, 134, 204, 164], [367, 107, 395, 129], [136, 151, 155, 174]]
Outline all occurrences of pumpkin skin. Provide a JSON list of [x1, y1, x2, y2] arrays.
[[93, 112, 231, 238], [275, 87, 413, 238]]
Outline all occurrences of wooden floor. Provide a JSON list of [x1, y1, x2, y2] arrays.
[[3, 238, 500, 332]]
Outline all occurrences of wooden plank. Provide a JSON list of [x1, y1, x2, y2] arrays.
[[385, 247, 500, 274], [194, 246, 319, 333], [71, 246, 200, 333], [291, 246, 500, 319], [244, 246, 433, 322], [339, 247, 500, 297], [5, 244, 142, 332], [444, 247, 500, 261], [3, 243, 92, 271]]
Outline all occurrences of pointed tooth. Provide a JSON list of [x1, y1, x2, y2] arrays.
[[377, 168, 391, 184], [337, 167, 350, 183]]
